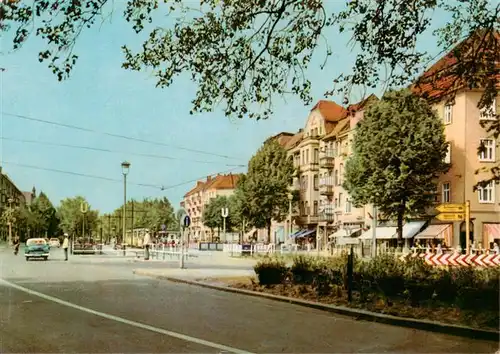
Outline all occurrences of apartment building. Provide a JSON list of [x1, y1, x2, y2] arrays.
[[413, 46, 500, 248], [180, 173, 240, 241], [318, 95, 379, 242], [0, 168, 28, 241]]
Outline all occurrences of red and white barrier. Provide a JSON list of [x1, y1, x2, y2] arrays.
[[401, 252, 500, 267]]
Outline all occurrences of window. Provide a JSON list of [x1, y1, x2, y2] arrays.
[[478, 182, 495, 203], [338, 193, 343, 208], [442, 182, 450, 203], [313, 201, 318, 215], [339, 163, 344, 185], [480, 98, 497, 120], [305, 201, 310, 215], [478, 139, 496, 162], [305, 149, 309, 164], [313, 148, 319, 163], [334, 170, 339, 185], [444, 104, 453, 124], [313, 174, 319, 190], [334, 198, 338, 208], [301, 175, 307, 190], [444, 143, 451, 164], [345, 198, 352, 213]]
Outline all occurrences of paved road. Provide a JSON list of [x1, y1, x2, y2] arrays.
[[0, 248, 498, 353]]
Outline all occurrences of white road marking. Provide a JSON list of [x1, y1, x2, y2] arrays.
[[0, 278, 252, 354]]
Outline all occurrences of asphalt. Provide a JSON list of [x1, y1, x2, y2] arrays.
[[0, 247, 498, 353]]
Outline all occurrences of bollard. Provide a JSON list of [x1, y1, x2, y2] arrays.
[[163, 244, 166, 260]]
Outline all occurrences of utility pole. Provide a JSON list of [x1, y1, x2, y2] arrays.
[[371, 205, 377, 258], [131, 200, 135, 246]]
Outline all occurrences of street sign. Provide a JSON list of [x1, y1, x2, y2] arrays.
[[435, 213, 464, 222], [161, 224, 166, 231], [435, 203, 465, 213], [183, 215, 191, 228], [221, 208, 229, 218]]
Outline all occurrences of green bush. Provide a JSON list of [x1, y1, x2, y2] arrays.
[[253, 257, 288, 286]]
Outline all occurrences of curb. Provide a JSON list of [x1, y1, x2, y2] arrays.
[[133, 269, 499, 342]]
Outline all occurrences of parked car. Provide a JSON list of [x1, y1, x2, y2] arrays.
[[49, 238, 61, 248], [25, 238, 50, 261], [73, 237, 96, 254]]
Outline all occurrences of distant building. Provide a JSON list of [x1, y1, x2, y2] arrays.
[[181, 173, 241, 241], [22, 186, 37, 207]]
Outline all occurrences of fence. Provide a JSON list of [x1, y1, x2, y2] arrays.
[[222, 243, 276, 255]]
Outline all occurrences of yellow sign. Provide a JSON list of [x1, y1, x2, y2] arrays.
[[435, 213, 464, 222], [435, 203, 465, 213]]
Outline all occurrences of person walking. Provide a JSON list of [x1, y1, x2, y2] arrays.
[[62, 233, 69, 261], [13, 236, 20, 255], [143, 231, 151, 260]]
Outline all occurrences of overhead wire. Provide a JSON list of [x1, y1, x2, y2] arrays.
[[0, 136, 246, 167], [2, 161, 243, 191], [3, 112, 245, 161]]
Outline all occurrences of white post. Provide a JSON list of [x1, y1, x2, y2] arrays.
[[179, 226, 185, 269]]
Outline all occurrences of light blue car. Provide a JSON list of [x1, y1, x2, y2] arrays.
[[25, 238, 50, 261]]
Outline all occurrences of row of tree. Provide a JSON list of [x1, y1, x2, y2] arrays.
[[203, 88, 449, 244], [0, 193, 178, 243]]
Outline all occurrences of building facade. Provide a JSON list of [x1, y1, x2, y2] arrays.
[[181, 173, 240, 241]]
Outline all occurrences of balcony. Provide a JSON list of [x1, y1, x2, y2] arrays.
[[319, 177, 334, 195], [319, 149, 336, 168], [297, 215, 320, 224], [310, 162, 319, 171], [319, 214, 335, 223]]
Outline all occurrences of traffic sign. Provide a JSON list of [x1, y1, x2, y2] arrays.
[[435, 213, 464, 222], [221, 208, 229, 218], [183, 215, 191, 228], [435, 203, 465, 213]]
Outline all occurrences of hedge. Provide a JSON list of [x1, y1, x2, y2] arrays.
[[253, 254, 500, 312]]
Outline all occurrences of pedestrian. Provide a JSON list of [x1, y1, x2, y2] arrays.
[[62, 233, 69, 261], [143, 231, 151, 260], [13, 236, 20, 255]]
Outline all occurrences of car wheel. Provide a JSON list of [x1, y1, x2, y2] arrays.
[[25, 257, 29, 261], [43, 256, 48, 261]]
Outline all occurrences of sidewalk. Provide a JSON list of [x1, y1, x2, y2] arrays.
[[133, 267, 255, 282]]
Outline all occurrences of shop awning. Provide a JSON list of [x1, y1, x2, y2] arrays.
[[298, 229, 316, 238], [289, 230, 306, 238], [402, 221, 426, 238], [359, 227, 398, 240], [329, 228, 361, 239], [415, 224, 452, 239], [483, 223, 500, 242], [359, 222, 425, 240], [337, 237, 360, 245]]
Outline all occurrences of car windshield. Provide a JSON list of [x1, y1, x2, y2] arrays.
[[26, 239, 47, 246]]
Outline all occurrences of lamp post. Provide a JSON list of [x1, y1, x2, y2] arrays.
[[288, 193, 293, 244], [121, 161, 130, 256], [7, 197, 13, 245]]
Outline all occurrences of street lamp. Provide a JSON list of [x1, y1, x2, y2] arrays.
[[121, 161, 130, 256], [7, 197, 13, 245], [288, 192, 294, 244]]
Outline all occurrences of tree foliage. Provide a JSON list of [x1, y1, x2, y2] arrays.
[[57, 196, 99, 237], [1, 0, 498, 181], [237, 139, 294, 242], [202, 195, 240, 232], [343, 89, 450, 244], [102, 197, 176, 240]]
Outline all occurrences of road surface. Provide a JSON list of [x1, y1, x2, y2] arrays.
[[0, 247, 497, 353]]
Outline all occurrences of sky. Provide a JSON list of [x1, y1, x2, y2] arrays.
[[0, 2, 448, 214]]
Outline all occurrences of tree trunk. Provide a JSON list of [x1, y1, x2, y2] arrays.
[[266, 222, 271, 244], [397, 200, 405, 251]]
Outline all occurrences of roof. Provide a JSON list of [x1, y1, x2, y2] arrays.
[[23, 191, 34, 204], [206, 173, 240, 190], [323, 118, 350, 140], [266, 132, 294, 147], [412, 30, 500, 101], [284, 131, 304, 150], [310, 100, 346, 123], [344, 94, 379, 116], [184, 173, 241, 197]]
